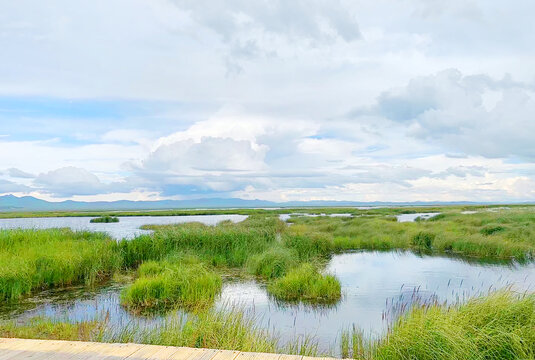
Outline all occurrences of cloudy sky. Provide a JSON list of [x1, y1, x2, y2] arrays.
[[1, 0, 534, 203]]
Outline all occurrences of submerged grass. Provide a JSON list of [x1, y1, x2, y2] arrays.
[[0, 305, 320, 356], [2, 290, 533, 359], [120, 254, 222, 312], [0, 228, 121, 301]]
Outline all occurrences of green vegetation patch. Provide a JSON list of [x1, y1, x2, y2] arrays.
[[120, 254, 222, 312], [0, 229, 121, 301], [121, 216, 283, 268], [89, 215, 119, 223], [267, 263, 341, 304], [246, 246, 298, 279], [370, 291, 535, 360]]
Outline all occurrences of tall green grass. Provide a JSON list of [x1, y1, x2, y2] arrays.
[[341, 291, 535, 360], [120, 216, 283, 268], [120, 254, 222, 312], [0, 229, 121, 301], [246, 246, 298, 279], [267, 263, 341, 304]]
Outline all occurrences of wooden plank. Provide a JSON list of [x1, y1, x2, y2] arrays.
[[167, 346, 200, 360], [36, 341, 98, 360], [278, 355, 303, 360], [126, 344, 180, 360], [80, 342, 144, 360], [235, 352, 281, 360], [209, 350, 240, 360], [187, 348, 218, 360], [0, 340, 70, 360], [0, 339, 331, 360]]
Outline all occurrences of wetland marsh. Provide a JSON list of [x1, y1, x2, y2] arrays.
[[0, 206, 534, 358]]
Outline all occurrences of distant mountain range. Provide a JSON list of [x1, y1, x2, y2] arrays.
[[0, 194, 511, 212]]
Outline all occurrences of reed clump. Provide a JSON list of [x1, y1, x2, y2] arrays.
[[120, 254, 222, 312], [246, 246, 298, 279], [267, 263, 341, 304]]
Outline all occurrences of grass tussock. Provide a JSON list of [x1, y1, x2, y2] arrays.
[[90, 215, 119, 223], [0, 229, 121, 301], [120, 254, 222, 312], [267, 263, 341, 304], [246, 246, 298, 279]]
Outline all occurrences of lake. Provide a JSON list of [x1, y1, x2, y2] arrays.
[[0, 215, 248, 239]]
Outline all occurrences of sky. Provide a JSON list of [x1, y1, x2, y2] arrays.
[[1, 0, 535, 203]]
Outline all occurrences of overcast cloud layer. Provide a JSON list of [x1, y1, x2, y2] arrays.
[[1, 0, 535, 202]]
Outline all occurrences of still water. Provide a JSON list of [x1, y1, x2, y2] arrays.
[[1, 251, 533, 352], [0, 215, 248, 239]]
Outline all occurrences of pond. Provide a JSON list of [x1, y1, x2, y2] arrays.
[[0, 215, 248, 239], [1, 251, 533, 354]]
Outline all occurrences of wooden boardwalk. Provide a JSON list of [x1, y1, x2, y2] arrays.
[[0, 338, 336, 360]]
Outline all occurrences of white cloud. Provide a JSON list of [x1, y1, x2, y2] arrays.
[[1, 1, 535, 202]]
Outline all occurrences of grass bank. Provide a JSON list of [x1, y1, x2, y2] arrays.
[[341, 291, 535, 360], [0, 228, 121, 301]]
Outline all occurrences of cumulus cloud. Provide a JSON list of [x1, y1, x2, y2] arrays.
[[33, 166, 126, 197], [1, 1, 535, 202], [359, 69, 535, 160], [0, 179, 32, 193], [6, 168, 35, 179]]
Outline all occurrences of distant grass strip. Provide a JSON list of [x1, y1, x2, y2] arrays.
[[120, 254, 222, 312], [288, 208, 535, 261], [268, 263, 341, 304], [0, 229, 121, 301]]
